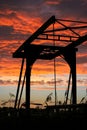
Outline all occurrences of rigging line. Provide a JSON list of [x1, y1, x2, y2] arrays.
[[56, 19, 80, 37], [56, 18, 87, 24], [53, 23, 57, 106]]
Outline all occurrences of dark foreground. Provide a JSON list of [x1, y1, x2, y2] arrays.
[[0, 104, 87, 129]]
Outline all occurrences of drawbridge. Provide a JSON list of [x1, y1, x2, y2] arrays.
[[13, 15, 87, 110]]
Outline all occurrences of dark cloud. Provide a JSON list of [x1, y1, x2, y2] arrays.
[[0, 0, 44, 17], [53, 0, 87, 19], [0, 78, 64, 87], [0, 0, 87, 19], [47, 79, 64, 86], [31, 80, 45, 85], [0, 25, 31, 41], [0, 79, 18, 85], [77, 55, 87, 64], [77, 44, 87, 64], [0, 0, 43, 7], [77, 78, 87, 86], [0, 26, 14, 40]]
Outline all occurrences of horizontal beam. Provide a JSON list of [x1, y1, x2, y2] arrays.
[[13, 35, 87, 60], [37, 34, 78, 42], [13, 44, 64, 58]]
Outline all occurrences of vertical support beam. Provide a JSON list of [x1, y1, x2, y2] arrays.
[[26, 58, 31, 110], [70, 50, 77, 104], [24, 46, 40, 111], [63, 48, 77, 104]]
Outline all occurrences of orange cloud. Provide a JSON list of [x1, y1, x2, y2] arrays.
[[0, 6, 87, 90]]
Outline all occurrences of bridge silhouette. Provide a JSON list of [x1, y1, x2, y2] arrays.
[[13, 15, 87, 111]]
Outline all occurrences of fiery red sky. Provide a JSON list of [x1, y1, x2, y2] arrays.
[[0, 0, 87, 106]]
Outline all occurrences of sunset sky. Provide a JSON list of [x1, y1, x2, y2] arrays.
[[0, 0, 87, 108]]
